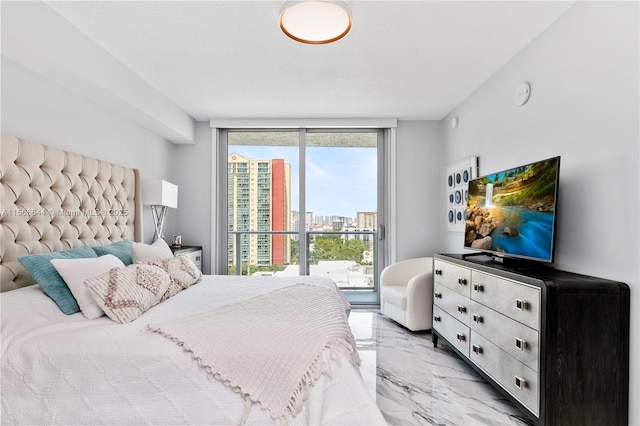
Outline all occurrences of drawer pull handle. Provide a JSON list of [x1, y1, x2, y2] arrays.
[[515, 338, 527, 350], [434, 316, 441, 322], [457, 305, 467, 313], [435, 269, 443, 276], [516, 299, 529, 311], [472, 314, 483, 323], [472, 344, 483, 354], [473, 283, 484, 292], [458, 277, 468, 285], [434, 292, 442, 299], [514, 376, 527, 390], [456, 333, 466, 342]]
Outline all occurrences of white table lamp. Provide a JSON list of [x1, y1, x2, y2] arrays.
[[142, 180, 178, 241]]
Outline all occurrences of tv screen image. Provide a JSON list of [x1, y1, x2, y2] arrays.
[[464, 156, 560, 263]]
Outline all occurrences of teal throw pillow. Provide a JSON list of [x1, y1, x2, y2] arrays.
[[92, 240, 133, 265], [18, 246, 98, 314]]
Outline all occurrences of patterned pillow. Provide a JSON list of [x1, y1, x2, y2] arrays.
[[84, 264, 171, 324], [143, 255, 202, 300]]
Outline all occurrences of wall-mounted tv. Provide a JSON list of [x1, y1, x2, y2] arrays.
[[464, 156, 560, 264]]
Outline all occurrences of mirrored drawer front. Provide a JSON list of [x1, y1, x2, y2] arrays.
[[434, 282, 471, 325], [185, 251, 202, 271], [189, 251, 202, 271], [433, 305, 470, 357], [470, 333, 539, 417], [433, 259, 471, 297], [470, 271, 540, 330], [470, 301, 539, 371]]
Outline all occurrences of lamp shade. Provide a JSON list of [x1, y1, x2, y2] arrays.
[[142, 180, 178, 208]]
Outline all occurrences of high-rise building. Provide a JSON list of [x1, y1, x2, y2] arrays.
[[228, 154, 291, 267], [357, 211, 377, 229], [305, 211, 313, 229], [290, 210, 300, 241]]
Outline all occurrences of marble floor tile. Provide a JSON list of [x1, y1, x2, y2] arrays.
[[349, 310, 534, 426]]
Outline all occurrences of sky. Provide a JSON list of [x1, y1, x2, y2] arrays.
[[228, 145, 377, 218]]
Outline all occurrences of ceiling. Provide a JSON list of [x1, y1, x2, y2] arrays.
[[3, 1, 575, 142]]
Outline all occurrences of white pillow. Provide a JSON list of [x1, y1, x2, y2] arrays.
[[50, 254, 125, 320], [132, 238, 174, 262]]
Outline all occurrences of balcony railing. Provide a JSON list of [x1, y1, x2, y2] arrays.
[[228, 230, 378, 291]]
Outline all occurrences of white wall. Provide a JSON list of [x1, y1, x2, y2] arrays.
[[1, 58, 177, 243], [172, 122, 213, 273], [439, 2, 639, 423], [395, 121, 442, 261]]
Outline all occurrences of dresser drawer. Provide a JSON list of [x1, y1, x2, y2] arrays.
[[433, 305, 470, 357], [185, 250, 202, 271], [175, 250, 202, 271], [434, 282, 471, 325], [172, 246, 203, 272], [470, 271, 540, 330], [433, 259, 471, 297], [470, 300, 539, 371], [470, 333, 539, 417]]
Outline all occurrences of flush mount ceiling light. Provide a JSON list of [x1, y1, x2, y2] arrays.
[[279, 1, 352, 44]]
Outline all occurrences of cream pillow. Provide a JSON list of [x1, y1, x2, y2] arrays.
[[85, 264, 171, 324], [142, 255, 203, 300], [132, 239, 174, 263], [50, 254, 125, 320]]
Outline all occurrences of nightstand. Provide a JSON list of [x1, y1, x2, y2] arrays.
[[170, 245, 202, 271]]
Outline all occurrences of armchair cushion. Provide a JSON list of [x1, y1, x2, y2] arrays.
[[381, 286, 407, 310]]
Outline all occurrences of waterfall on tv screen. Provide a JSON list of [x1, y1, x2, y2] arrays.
[[484, 183, 493, 208]]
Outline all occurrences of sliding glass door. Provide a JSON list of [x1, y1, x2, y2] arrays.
[[221, 128, 384, 304]]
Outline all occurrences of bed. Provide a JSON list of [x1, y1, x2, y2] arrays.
[[0, 134, 386, 425]]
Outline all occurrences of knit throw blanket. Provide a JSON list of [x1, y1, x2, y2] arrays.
[[147, 283, 359, 423]]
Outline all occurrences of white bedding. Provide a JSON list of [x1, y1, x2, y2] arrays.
[[1, 275, 386, 425]]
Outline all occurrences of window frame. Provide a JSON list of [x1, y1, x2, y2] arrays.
[[210, 120, 397, 303]]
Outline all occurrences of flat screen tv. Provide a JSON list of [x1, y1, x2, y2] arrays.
[[463, 156, 560, 265]]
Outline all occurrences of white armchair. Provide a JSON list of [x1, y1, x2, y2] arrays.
[[379, 257, 433, 331]]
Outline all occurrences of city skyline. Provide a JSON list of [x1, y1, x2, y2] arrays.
[[227, 154, 376, 271], [228, 144, 377, 218]]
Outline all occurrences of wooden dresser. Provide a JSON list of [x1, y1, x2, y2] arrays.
[[431, 253, 629, 425]]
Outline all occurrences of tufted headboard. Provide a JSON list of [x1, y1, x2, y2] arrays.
[[0, 134, 142, 291]]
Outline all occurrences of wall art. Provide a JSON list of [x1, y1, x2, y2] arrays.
[[446, 156, 478, 232]]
